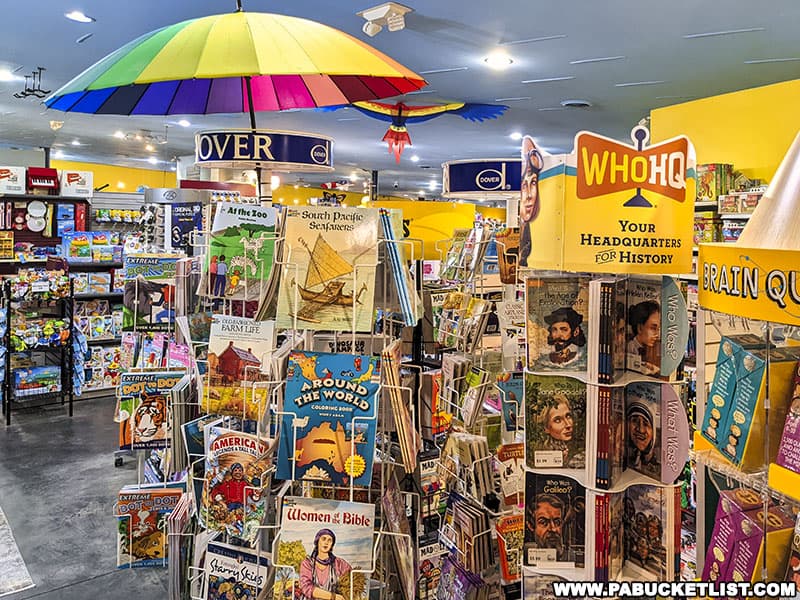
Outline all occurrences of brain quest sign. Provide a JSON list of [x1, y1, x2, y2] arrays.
[[525, 126, 696, 274]]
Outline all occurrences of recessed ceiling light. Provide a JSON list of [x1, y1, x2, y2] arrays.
[[65, 10, 95, 23], [116, 181, 125, 189], [0, 69, 22, 82], [428, 180, 437, 191], [499, 34, 566, 46], [744, 57, 800, 64], [147, 156, 158, 165], [509, 132, 523, 141], [683, 27, 765, 39], [349, 172, 359, 182], [113, 131, 125, 139], [569, 55, 625, 65], [71, 139, 81, 146], [484, 51, 514, 70], [495, 96, 531, 102], [76, 33, 93, 44], [145, 144, 155, 152], [615, 80, 667, 87], [53, 150, 65, 159], [521, 76, 574, 84], [418, 67, 469, 75], [177, 119, 191, 127], [418, 190, 425, 196], [560, 99, 592, 108], [410, 155, 420, 162]]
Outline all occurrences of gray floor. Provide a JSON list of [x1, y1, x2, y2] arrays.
[[0, 397, 168, 599]]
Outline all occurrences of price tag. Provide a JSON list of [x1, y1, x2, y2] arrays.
[[534, 450, 563, 468]]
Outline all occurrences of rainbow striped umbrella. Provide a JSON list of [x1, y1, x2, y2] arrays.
[[45, 9, 426, 116]]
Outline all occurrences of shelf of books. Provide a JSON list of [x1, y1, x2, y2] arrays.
[[691, 130, 800, 594]]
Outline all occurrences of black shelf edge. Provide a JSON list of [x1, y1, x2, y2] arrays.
[[0, 194, 90, 201], [74, 292, 123, 299], [86, 337, 122, 345], [67, 262, 124, 270]]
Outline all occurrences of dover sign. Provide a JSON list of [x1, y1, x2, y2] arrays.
[[195, 130, 333, 172], [442, 159, 522, 198]]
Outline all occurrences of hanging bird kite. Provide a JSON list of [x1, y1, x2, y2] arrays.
[[322, 101, 509, 162]]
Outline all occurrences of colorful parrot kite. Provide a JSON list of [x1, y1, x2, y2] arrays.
[[322, 101, 509, 162]]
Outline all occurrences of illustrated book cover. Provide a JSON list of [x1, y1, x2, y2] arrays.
[[200, 426, 272, 543], [201, 201, 278, 302], [525, 374, 586, 470], [276, 351, 380, 486], [276, 207, 379, 332], [203, 315, 274, 420], [116, 483, 184, 569], [117, 371, 185, 451], [526, 275, 590, 373], [275, 496, 375, 600], [204, 541, 271, 600], [123, 253, 179, 332], [523, 472, 586, 569]]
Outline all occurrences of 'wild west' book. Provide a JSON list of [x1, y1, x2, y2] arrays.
[[276, 207, 379, 332], [276, 351, 380, 486], [275, 497, 375, 600]]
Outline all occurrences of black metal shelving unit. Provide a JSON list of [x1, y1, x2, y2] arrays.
[[2, 277, 74, 425]]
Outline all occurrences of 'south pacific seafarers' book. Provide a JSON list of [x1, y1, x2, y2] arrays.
[[276, 350, 381, 487], [276, 206, 379, 332]]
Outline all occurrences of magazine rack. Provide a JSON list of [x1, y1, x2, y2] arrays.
[[2, 273, 74, 425]]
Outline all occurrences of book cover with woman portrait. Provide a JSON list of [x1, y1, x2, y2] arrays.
[[275, 497, 375, 600], [524, 374, 586, 471]]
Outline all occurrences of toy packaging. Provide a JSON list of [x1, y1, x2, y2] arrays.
[[88, 272, 111, 294], [13, 365, 62, 397]]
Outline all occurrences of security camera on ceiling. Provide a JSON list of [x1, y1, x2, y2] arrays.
[[357, 2, 413, 37]]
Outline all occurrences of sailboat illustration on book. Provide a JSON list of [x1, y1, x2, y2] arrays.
[[289, 235, 369, 323]]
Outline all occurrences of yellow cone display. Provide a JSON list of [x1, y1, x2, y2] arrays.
[[736, 130, 800, 249]]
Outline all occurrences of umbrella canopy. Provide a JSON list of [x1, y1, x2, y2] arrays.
[[45, 10, 426, 115]]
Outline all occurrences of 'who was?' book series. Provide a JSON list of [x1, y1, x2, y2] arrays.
[[276, 206, 379, 332], [277, 351, 380, 487]]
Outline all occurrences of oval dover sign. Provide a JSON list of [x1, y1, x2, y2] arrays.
[[195, 129, 334, 172], [442, 159, 522, 198]]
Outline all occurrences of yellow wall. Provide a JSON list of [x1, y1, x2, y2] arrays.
[[51, 160, 177, 192], [650, 78, 800, 182]]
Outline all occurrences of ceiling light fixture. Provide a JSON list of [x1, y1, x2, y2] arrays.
[[76, 33, 93, 44], [53, 150, 65, 159], [560, 99, 592, 108], [177, 119, 191, 127], [0, 69, 22, 82], [418, 67, 469, 75], [522, 75, 574, 84], [410, 155, 420, 162], [113, 130, 125, 139], [570, 55, 625, 65], [357, 2, 413, 37], [145, 144, 155, 152], [65, 10, 95, 23], [683, 27, 765, 39], [509, 132, 523, 140], [615, 80, 667, 87], [744, 57, 800, 64], [538, 107, 566, 111], [499, 34, 567, 46], [71, 139, 80, 146], [484, 51, 514, 70], [428, 180, 437, 191], [147, 156, 158, 165], [494, 96, 531, 102]]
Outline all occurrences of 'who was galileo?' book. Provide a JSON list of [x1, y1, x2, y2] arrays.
[[277, 351, 380, 487]]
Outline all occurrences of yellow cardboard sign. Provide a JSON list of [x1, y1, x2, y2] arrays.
[[698, 243, 800, 325], [370, 199, 476, 260], [521, 127, 696, 274]]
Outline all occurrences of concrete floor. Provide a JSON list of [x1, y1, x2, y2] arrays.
[[0, 397, 168, 599]]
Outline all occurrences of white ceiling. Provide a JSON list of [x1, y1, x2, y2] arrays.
[[2, 0, 800, 196]]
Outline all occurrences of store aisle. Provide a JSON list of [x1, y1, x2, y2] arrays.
[[0, 398, 168, 599]]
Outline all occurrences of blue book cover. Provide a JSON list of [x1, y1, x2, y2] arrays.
[[496, 371, 524, 432], [277, 351, 380, 486]]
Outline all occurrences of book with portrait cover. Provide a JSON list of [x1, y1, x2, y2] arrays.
[[203, 315, 274, 420], [524, 374, 586, 471], [276, 351, 380, 487], [523, 472, 586, 569], [200, 427, 272, 543], [204, 541, 271, 600], [276, 206, 379, 332], [622, 485, 675, 580], [624, 381, 662, 481], [526, 275, 590, 373], [122, 253, 179, 332], [274, 497, 375, 600], [200, 201, 278, 302]]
